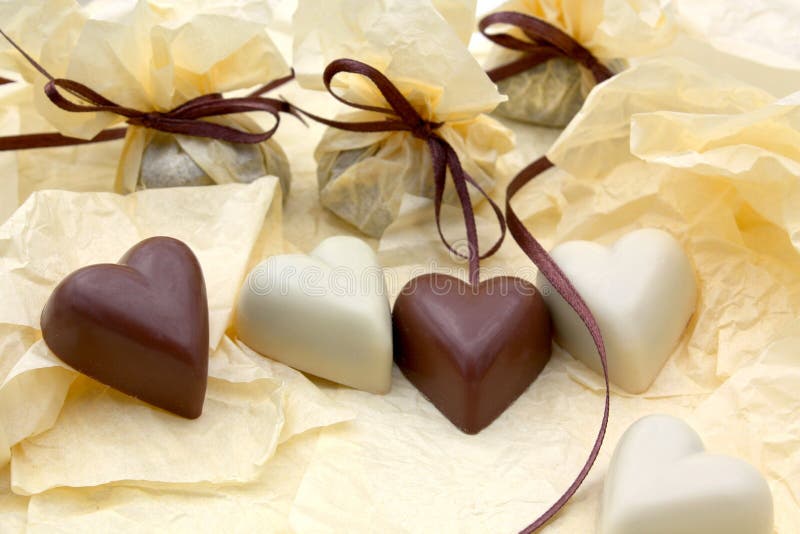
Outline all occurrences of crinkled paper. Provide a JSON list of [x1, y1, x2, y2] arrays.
[[283, 58, 800, 532], [22, 430, 326, 533], [487, 0, 676, 63], [0, 0, 292, 193], [675, 0, 800, 72], [484, 0, 675, 126], [293, 0, 514, 236], [0, 177, 352, 529], [0, 3, 799, 533], [0, 81, 123, 224]]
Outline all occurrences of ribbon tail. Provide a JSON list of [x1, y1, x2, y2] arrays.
[[458, 171, 506, 260], [0, 28, 54, 81], [443, 142, 481, 287], [294, 104, 411, 133], [505, 156, 611, 533], [299, 58, 506, 280], [247, 68, 296, 97], [0, 127, 128, 152], [274, 98, 307, 126], [428, 138, 454, 255]]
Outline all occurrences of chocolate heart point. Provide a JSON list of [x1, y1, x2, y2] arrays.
[[41, 237, 209, 419], [392, 274, 552, 434]]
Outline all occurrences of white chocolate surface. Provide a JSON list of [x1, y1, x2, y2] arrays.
[[537, 229, 697, 393], [236, 236, 393, 393], [602, 414, 773, 534]]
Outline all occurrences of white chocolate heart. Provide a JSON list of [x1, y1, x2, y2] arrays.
[[236, 236, 392, 393], [602, 415, 773, 534], [537, 229, 697, 393]]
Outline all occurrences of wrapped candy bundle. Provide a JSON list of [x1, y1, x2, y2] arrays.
[[0, 0, 296, 194], [293, 0, 514, 237], [480, 0, 675, 127]]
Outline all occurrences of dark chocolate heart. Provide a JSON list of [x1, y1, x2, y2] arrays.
[[393, 274, 552, 434], [41, 237, 209, 419]]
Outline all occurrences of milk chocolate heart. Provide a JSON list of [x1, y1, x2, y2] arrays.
[[392, 274, 552, 434], [41, 237, 209, 419]]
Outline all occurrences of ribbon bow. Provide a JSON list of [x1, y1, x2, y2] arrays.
[[0, 29, 300, 150], [479, 11, 613, 85], [303, 59, 611, 533], [298, 58, 506, 286]]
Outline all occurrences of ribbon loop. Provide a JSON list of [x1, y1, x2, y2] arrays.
[[297, 59, 506, 286], [303, 59, 608, 531], [479, 11, 614, 84], [0, 28, 300, 150]]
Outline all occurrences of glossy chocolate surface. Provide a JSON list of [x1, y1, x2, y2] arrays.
[[41, 237, 209, 419], [392, 274, 552, 434]]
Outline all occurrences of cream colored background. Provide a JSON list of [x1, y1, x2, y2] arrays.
[[0, 0, 798, 532]]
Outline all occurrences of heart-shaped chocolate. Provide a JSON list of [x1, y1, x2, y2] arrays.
[[602, 415, 773, 534], [392, 274, 552, 434], [41, 237, 209, 419], [537, 228, 697, 393], [237, 236, 392, 393]]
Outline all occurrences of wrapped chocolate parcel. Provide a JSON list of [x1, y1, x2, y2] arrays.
[[293, 0, 515, 238], [480, 0, 676, 127], [0, 0, 296, 194]]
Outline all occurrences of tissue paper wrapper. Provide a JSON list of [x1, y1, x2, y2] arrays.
[[1, 5, 800, 534], [0, 177, 353, 530], [137, 117, 292, 196], [0, 0, 293, 194], [293, 0, 514, 237], [485, 0, 675, 127], [281, 58, 799, 532]]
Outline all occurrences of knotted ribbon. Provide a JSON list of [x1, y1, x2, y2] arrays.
[[479, 11, 614, 85], [0, 29, 300, 151], [296, 58, 506, 286], [506, 156, 610, 533], [301, 59, 610, 532], [478, 14, 613, 529]]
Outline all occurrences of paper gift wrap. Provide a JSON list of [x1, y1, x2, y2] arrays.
[[282, 59, 800, 532], [293, 0, 514, 237], [483, 0, 676, 126], [0, 179, 352, 525], [0, 0, 294, 195], [0, 2, 798, 533]]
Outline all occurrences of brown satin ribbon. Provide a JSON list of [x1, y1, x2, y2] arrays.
[[0, 76, 12, 86], [0, 28, 300, 151], [301, 59, 610, 532], [479, 11, 613, 84], [506, 156, 610, 533], [479, 18, 613, 528], [296, 58, 506, 286]]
